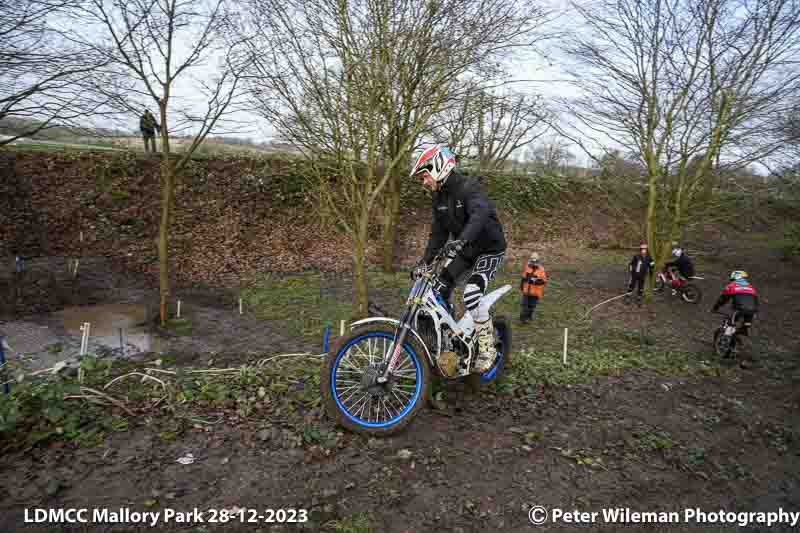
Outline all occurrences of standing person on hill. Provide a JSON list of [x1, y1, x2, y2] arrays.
[[519, 252, 547, 323], [139, 109, 160, 153], [628, 242, 655, 302]]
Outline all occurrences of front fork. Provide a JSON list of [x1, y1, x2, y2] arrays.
[[378, 303, 417, 383]]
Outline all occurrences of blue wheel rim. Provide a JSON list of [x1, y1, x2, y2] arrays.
[[331, 332, 422, 428], [480, 325, 505, 383]]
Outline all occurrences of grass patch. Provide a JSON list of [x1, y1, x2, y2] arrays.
[[46, 342, 64, 354], [110, 189, 131, 202], [779, 223, 800, 258], [325, 513, 373, 533], [636, 430, 675, 452], [165, 318, 193, 336], [241, 269, 411, 342], [506, 346, 706, 387], [573, 247, 630, 268]]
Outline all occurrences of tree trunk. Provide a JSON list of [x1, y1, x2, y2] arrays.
[[158, 161, 174, 326], [644, 167, 660, 300], [353, 207, 370, 319], [380, 173, 401, 273]]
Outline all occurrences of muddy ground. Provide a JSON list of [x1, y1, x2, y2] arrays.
[[0, 238, 799, 533]]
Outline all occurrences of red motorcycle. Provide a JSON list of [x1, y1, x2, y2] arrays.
[[654, 268, 703, 304]]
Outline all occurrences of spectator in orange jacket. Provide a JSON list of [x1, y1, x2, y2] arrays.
[[520, 252, 547, 323]]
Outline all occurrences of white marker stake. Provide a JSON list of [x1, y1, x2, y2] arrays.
[[80, 323, 86, 355], [563, 327, 568, 365], [177, 300, 181, 318], [340, 320, 345, 336], [80, 322, 91, 355], [239, 298, 243, 315]]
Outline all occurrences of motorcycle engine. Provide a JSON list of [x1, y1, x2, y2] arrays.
[[437, 350, 459, 377]]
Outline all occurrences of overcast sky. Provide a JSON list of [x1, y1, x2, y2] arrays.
[[99, 0, 590, 155]]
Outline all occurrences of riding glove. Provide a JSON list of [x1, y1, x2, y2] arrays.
[[442, 239, 466, 259]]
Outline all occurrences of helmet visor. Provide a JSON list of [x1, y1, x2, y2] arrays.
[[414, 162, 434, 180]]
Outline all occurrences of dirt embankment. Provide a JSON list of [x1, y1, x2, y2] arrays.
[[1, 151, 641, 288]]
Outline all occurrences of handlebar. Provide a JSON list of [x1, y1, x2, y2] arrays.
[[412, 250, 451, 281]]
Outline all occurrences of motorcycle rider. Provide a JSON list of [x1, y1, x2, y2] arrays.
[[711, 270, 759, 336], [410, 144, 507, 373], [663, 246, 695, 282]]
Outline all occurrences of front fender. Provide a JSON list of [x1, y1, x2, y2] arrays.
[[348, 317, 435, 367]]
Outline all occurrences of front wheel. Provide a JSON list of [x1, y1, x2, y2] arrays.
[[321, 325, 430, 436], [680, 284, 702, 304]]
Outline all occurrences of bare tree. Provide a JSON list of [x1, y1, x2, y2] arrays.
[[72, 0, 249, 325], [0, 0, 115, 144], [528, 135, 575, 173], [559, 0, 800, 272], [433, 87, 551, 170], [240, 0, 552, 314], [374, 1, 553, 273], [473, 91, 551, 170]]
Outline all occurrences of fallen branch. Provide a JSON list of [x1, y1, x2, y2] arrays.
[[145, 367, 240, 375], [80, 387, 136, 416], [64, 394, 107, 407], [257, 353, 326, 366], [151, 396, 168, 408], [104, 372, 168, 391], [184, 368, 242, 374], [582, 292, 632, 319], [145, 368, 177, 375], [183, 415, 224, 425]]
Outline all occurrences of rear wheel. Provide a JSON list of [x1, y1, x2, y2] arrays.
[[465, 315, 511, 392], [321, 325, 430, 436], [713, 328, 735, 358], [680, 284, 702, 303]]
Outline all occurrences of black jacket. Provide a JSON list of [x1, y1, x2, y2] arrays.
[[422, 171, 506, 263], [629, 254, 655, 277], [664, 254, 694, 277], [139, 112, 160, 135]]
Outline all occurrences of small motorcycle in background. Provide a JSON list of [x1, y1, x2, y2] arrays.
[[654, 268, 703, 304]]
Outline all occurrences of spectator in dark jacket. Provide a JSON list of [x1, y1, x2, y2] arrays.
[[628, 242, 655, 300], [139, 109, 160, 153]]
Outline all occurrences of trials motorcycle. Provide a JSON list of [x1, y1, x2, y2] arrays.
[[712, 311, 748, 359], [320, 251, 513, 436]]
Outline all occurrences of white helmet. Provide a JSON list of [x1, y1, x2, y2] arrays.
[[410, 145, 456, 185]]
